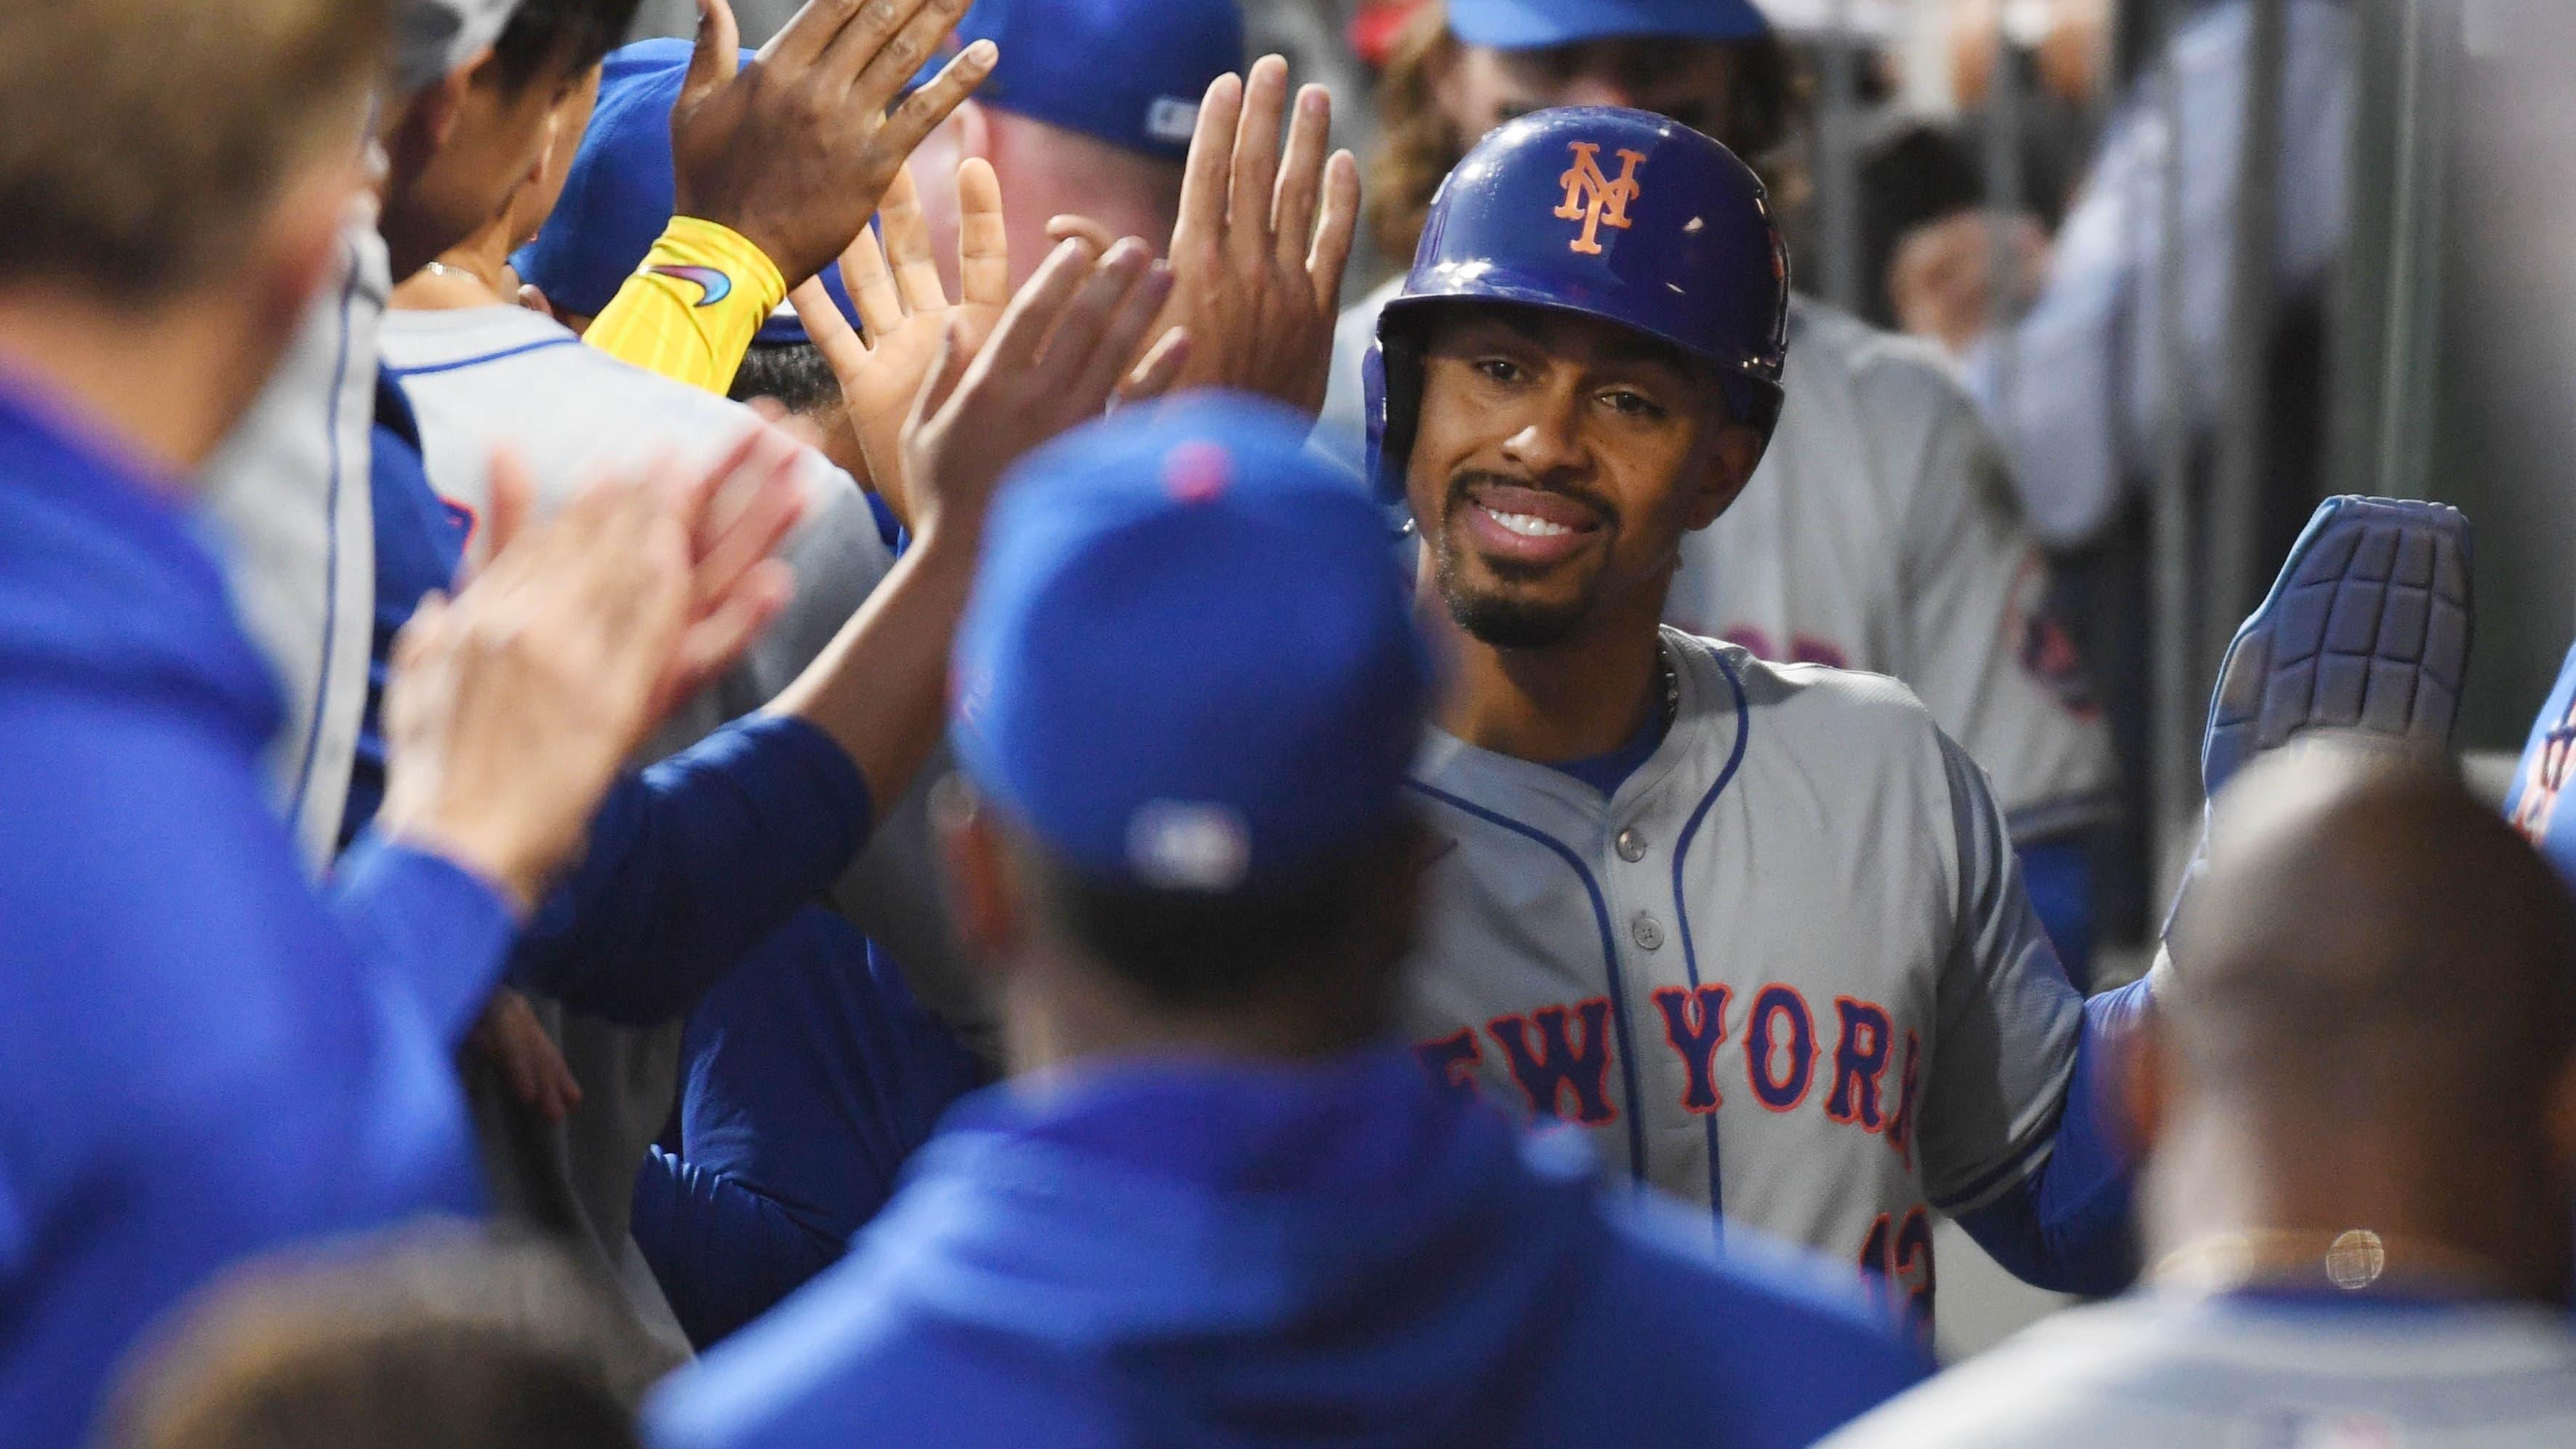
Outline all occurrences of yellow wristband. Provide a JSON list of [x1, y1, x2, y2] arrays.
[[583, 217, 788, 395]]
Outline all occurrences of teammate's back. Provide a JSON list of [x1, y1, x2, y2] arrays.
[[651, 1055, 1926, 1449], [1828, 1289, 2576, 1448], [1832, 745, 2576, 1448]]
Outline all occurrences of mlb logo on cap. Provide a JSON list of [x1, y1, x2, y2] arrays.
[[911, 0, 1244, 164], [1128, 801, 1254, 891], [1145, 96, 1203, 148]]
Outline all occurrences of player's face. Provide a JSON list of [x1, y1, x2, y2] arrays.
[[1441, 39, 1742, 146], [509, 67, 604, 254], [1407, 306, 1757, 649], [381, 55, 591, 279]]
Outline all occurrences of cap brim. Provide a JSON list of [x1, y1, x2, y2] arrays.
[[1447, 0, 1772, 49]]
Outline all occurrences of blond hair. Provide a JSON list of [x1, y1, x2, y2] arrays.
[[0, 0, 391, 298]]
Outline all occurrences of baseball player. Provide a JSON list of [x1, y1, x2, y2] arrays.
[[1322, 0, 2116, 978], [1372, 106, 2147, 1312], [0, 0, 812, 1429], [378, 39, 904, 1360], [1829, 749, 2576, 1447], [647, 394, 1932, 1449], [207, 0, 997, 879]]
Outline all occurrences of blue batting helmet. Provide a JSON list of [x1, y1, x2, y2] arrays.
[[1364, 106, 1791, 503]]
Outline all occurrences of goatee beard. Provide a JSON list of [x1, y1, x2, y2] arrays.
[[1433, 535, 1593, 648]]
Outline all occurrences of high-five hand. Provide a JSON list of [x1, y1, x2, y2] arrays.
[[378, 428, 807, 913], [670, 0, 998, 289], [792, 159, 1012, 532], [1054, 56, 1358, 413], [764, 235, 1187, 814], [902, 233, 1188, 546]]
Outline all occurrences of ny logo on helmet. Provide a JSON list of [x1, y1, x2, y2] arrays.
[[1553, 143, 1646, 256]]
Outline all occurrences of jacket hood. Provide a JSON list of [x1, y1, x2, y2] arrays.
[[0, 381, 279, 751], [862, 1048, 1607, 1445]]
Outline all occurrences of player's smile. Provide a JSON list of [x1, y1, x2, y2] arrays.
[[1455, 474, 1609, 572]]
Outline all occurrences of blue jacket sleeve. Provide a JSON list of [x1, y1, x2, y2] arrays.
[[2015, 836, 2097, 993], [507, 713, 873, 1023], [632, 1148, 849, 1349], [634, 912, 985, 1347], [327, 834, 524, 1047], [0, 692, 489, 1442], [1953, 974, 2152, 1294]]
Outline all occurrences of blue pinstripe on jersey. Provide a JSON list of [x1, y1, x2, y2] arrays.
[[1666, 639, 1753, 1233], [1404, 779, 1649, 1187]]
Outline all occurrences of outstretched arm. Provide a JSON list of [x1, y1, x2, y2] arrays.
[[516, 220, 1185, 1022], [1917, 729, 2145, 1295], [1951, 976, 2150, 1295]]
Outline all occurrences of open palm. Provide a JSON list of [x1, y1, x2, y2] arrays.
[[793, 159, 1010, 531]]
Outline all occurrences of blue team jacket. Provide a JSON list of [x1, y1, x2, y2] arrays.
[[648, 1047, 1930, 1448], [0, 380, 514, 1443]]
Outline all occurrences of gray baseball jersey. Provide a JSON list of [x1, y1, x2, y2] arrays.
[[201, 217, 385, 874], [1822, 1291, 2576, 1448], [1402, 629, 2081, 1308], [1665, 302, 2113, 842], [380, 304, 895, 738], [381, 302, 918, 1370], [1323, 288, 2113, 838]]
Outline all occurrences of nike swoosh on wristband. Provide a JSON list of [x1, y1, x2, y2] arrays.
[[644, 263, 733, 307]]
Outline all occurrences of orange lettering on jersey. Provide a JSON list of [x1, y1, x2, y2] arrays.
[[1488, 998, 1620, 1125], [1858, 1206, 1937, 1330], [1553, 143, 1645, 256]]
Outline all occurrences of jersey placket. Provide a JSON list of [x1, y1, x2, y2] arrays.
[[1605, 636, 1753, 1233], [1590, 804, 1705, 1213]]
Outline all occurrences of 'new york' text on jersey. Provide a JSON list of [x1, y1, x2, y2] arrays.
[[1402, 631, 2084, 1316]]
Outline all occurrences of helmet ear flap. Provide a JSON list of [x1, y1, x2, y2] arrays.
[[1364, 321, 1425, 509], [1731, 376, 1785, 460]]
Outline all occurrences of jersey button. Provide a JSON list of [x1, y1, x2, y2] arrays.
[[1615, 828, 1647, 862], [1630, 911, 1665, 951]]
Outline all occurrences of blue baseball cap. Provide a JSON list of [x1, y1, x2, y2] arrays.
[[514, 39, 859, 340], [1447, 0, 1772, 49], [952, 393, 1428, 892], [911, 0, 1245, 163]]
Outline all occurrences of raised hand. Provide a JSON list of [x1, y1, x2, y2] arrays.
[[468, 428, 808, 724], [793, 159, 1012, 531], [1055, 56, 1358, 413], [379, 429, 806, 911], [662, 428, 806, 716], [901, 234, 1188, 546], [760, 238, 1186, 815], [669, 0, 999, 290]]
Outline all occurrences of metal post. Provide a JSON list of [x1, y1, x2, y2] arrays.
[[2371, 0, 2454, 503], [2204, 0, 2289, 663], [1983, 5, 2031, 449], [1816, 0, 1865, 314], [2328, 0, 2455, 508]]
